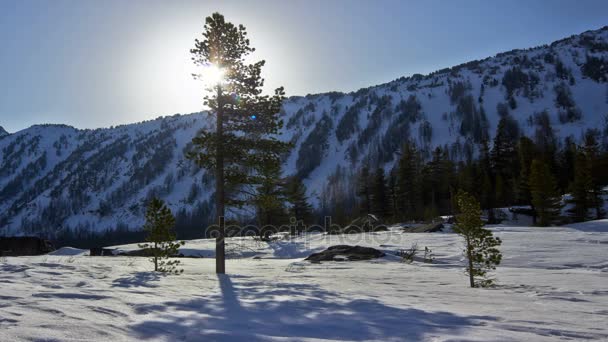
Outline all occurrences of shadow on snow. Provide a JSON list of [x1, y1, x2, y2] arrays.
[[112, 272, 163, 288], [129, 274, 495, 341]]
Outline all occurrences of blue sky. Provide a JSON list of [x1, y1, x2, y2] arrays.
[[0, 0, 607, 132]]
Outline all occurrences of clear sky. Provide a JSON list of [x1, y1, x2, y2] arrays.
[[1, 0, 607, 132]]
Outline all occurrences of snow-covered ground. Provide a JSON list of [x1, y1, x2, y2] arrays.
[[1, 223, 607, 341]]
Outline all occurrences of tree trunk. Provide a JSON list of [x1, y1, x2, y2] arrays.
[[215, 85, 226, 274], [466, 237, 475, 288], [154, 242, 158, 272]]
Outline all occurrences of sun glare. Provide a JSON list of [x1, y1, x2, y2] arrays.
[[200, 64, 226, 87]]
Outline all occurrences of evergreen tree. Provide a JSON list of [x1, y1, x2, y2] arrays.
[[557, 137, 577, 192], [356, 165, 372, 216], [396, 142, 421, 221], [139, 198, 184, 274], [491, 117, 519, 205], [478, 139, 496, 222], [530, 159, 562, 226], [188, 13, 289, 273], [583, 131, 606, 219], [387, 171, 399, 223], [426, 147, 453, 216], [454, 190, 502, 288], [533, 111, 558, 171], [285, 177, 314, 225], [517, 137, 535, 202], [253, 157, 287, 229], [371, 167, 391, 219], [567, 151, 593, 222]]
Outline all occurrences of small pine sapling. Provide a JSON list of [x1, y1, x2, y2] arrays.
[[454, 190, 502, 287], [398, 243, 418, 263], [139, 198, 185, 274]]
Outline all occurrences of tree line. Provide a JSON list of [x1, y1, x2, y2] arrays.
[[354, 115, 608, 226]]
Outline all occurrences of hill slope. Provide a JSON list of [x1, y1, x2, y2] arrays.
[[1, 26, 608, 235]]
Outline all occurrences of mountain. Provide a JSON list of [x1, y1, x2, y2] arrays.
[[1, 26, 608, 237], [0, 126, 8, 138]]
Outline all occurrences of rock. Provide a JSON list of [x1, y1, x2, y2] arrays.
[[305, 245, 385, 262]]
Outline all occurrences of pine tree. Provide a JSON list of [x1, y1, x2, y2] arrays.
[[516, 136, 534, 197], [387, 171, 399, 223], [533, 111, 558, 172], [454, 190, 502, 288], [253, 156, 287, 229], [285, 177, 314, 225], [567, 151, 593, 222], [139, 198, 184, 274], [583, 131, 606, 219], [478, 139, 496, 222], [557, 137, 577, 192], [371, 167, 390, 219], [396, 142, 421, 221], [530, 159, 562, 226], [356, 165, 372, 216], [491, 117, 519, 205], [188, 13, 290, 273], [426, 147, 453, 216]]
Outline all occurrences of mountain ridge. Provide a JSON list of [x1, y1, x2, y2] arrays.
[[1, 26, 608, 236]]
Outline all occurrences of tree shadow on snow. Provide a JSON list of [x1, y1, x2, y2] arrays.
[[129, 274, 496, 341], [112, 272, 162, 288]]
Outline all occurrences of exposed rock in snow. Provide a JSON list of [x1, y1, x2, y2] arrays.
[[305, 245, 385, 262]]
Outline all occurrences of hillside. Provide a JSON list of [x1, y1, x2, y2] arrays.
[[1, 26, 608, 236]]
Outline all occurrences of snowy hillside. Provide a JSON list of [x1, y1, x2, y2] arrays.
[[2, 26, 608, 235], [0, 223, 607, 341]]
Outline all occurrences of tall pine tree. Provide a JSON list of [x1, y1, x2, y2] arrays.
[[396, 142, 421, 221], [371, 167, 391, 219], [188, 13, 289, 273], [583, 131, 606, 219], [567, 151, 593, 222], [356, 165, 372, 216], [530, 159, 562, 226], [491, 117, 519, 206]]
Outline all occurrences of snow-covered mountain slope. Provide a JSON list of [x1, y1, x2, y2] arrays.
[[0, 126, 8, 138], [2, 26, 608, 235], [0, 116, 213, 235]]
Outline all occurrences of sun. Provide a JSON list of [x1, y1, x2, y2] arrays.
[[200, 64, 225, 87]]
